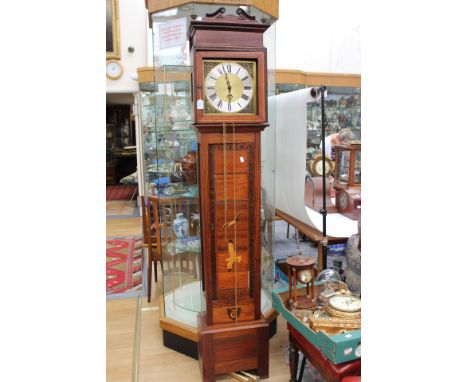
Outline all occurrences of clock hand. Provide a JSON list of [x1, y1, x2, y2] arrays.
[[225, 73, 233, 102]]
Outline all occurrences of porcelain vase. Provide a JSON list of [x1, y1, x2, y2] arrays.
[[173, 213, 188, 238]]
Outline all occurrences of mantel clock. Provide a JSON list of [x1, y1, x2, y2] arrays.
[[190, 7, 270, 381], [286, 252, 317, 310]]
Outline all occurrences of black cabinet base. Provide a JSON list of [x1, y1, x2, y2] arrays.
[[162, 330, 199, 359]]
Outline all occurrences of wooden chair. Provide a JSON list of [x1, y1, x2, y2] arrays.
[[159, 200, 199, 278], [141, 195, 162, 303]]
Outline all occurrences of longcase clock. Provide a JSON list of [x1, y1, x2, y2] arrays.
[[189, 8, 270, 381]]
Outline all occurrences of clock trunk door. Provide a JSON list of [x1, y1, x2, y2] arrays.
[[199, 131, 261, 325]]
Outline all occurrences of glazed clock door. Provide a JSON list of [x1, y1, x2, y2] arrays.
[[193, 50, 266, 124], [199, 130, 261, 325]]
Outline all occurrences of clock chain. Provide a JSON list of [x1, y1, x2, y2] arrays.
[[223, 123, 228, 244], [232, 122, 238, 324], [222, 122, 240, 323]]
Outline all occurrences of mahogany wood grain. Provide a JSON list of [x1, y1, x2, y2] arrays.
[[217, 271, 249, 290], [198, 314, 269, 380], [214, 173, 249, 200], [212, 147, 250, 173]]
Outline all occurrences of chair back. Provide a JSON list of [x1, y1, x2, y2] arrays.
[[141, 195, 162, 261]]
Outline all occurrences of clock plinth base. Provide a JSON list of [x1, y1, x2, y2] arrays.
[[289, 295, 318, 310], [198, 314, 269, 382]]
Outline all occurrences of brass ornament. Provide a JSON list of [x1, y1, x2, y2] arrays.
[[227, 307, 241, 320]]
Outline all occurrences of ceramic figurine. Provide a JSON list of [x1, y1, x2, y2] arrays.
[[170, 160, 184, 183], [173, 213, 188, 238], [181, 150, 197, 185]]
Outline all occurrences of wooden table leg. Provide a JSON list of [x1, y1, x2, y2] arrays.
[[298, 355, 306, 382], [289, 342, 299, 382]]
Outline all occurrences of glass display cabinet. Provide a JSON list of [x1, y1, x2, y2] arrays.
[[302, 80, 361, 225], [334, 143, 361, 189], [139, 65, 204, 337], [138, 64, 275, 357], [333, 143, 361, 220], [306, 86, 361, 160]]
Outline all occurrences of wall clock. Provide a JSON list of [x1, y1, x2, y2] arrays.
[[106, 60, 123, 80], [190, 7, 270, 381], [309, 155, 334, 177]]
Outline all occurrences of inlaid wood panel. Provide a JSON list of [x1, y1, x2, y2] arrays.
[[212, 301, 255, 323], [206, 139, 257, 324], [214, 202, 249, 250], [215, 250, 249, 272]]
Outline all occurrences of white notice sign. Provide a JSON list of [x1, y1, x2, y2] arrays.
[[159, 18, 187, 49]]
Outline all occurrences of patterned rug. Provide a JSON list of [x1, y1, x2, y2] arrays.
[[106, 184, 138, 201], [106, 236, 146, 299]]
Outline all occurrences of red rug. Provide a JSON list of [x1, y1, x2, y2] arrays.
[[106, 236, 144, 296], [106, 184, 138, 201]]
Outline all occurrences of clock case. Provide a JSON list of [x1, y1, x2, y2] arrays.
[[190, 9, 268, 126], [190, 8, 270, 381]]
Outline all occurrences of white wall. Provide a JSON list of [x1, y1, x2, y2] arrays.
[[276, 0, 361, 74], [106, 0, 149, 93]]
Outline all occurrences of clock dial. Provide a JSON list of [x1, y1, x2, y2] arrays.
[[310, 155, 333, 177], [328, 295, 361, 312], [203, 60, 255, 114], [298, 269, 313, 284], [106, 60, 123, 80], [337, 190, 349, 211], [315, 161, 329, 176]]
